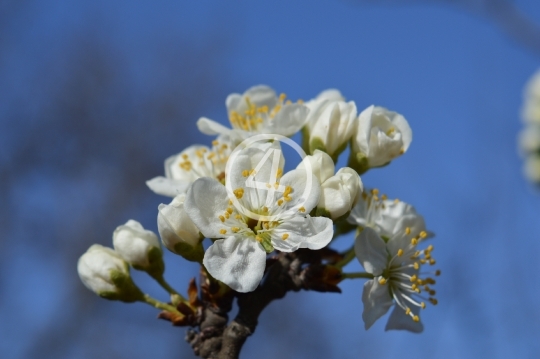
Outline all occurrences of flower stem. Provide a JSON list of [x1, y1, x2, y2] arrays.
[[142, 294, 181, 314], [154, 275, 185, 300], [341, 272, 374, 280], [335, 247, 356, 268]]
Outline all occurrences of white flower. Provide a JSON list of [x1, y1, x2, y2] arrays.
[[184, 146, 333, 292], [77, 244, 143, 302], [524, 154, 540, 183], [355, 225, 438, 332], [112, 220, 163, 277], [348, 189, 428, 240], [157, 194, 204, 262], [197, 85, 309, 139], [318, 167, 362, 220], [518, 125, 540, 155], [304, 90, 357, 159], [349, 106, 412, 174], [296, 149, 336, 184], [522, 70, 540, 124], [146, 135, 233, 197]]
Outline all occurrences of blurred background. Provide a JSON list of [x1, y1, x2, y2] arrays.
[[1, 0, 540, 358]]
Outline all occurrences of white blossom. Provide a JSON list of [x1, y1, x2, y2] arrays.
[[318, 167, 362, 220], [112, 220, 163, 276], [296, 149, 335, 184], [157, 194, 204, 262], [197, 85, 309, 139], [146, 135, 233, 197], [77, 244, 142, 302], [304, 89, 357, 159], [350, 105, 412, 173], [184, 146, 333, 292], [355, 223, 438, 332]]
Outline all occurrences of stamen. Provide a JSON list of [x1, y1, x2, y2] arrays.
[[282, 233, 289, 240], [220, 229, 227, 235]]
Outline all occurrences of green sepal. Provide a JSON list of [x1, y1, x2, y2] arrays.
[[301, 126, 311, 154], [347, 151, 370, 175], [309, 137, 327, 156], [145, 246, 165, 278], [106, 268, 144, 302], [173, 241, 204, 263]]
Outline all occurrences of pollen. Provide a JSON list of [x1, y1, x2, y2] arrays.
[[370, 188, 379, 195], [410, 275, 417, 282], [277, 199, 284, 206], [413, 262, 420, 270], [411, 237, 418, 245], [429, 259, 436, 265], [405, 308, 411, 315], [233, 188, 244, 199], [282, 233, 289, 240], [379, 278, 387, 285], [412, 315, 420, 322], [299, 206, 306, 213], [419, 231, 428, 239], [405, 227, 411, 235], [219, 215, 225, 222], [429, 298, 438, 305], [435, 270, 441, 276], [242, 170, 249, 177], [255, 235, 262, 242], [397, 249, 404, 257], [235, 214, 243, 220], [231, 227, 240, 233], [219, 229, 227, 235], [262, 206, 268, 212], [421, 302, 426, 309]]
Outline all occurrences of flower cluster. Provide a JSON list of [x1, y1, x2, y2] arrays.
[[78, 85, 438, 335], [519, 70, 540, 185]]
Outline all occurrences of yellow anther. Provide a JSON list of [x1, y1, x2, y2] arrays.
[[277, 199, 284, 206], [394, 198, 399, 203], [242, 170, 249, 177], [258, 105, 269, 113], [381, 194, 388, 200], [362, 192, 368, 200], [233, 188, 244, 199], [284, 185, 293, 196], [212, 140, 219, 146], [420, 259, 427, 264], [429, 259, 436, 265], [276, 168, 283, 178], [420, 302, 426, 309], [227, 207, 233, 214], [411, 284, 417, 290], [221, 144, 228, 149], [255, 236, 262, 242], [397, 249, 404, 257], [235, 214, 243, 220], [207, 153, 215, 160], [231, 227, 240, 233], [405, 227, 411, 235], [219, 229, 227, 235], [412, 315, 420, 322], [219, 215, 225, 222], [413, 262, 420, 270], [420, 231, 427, 239], [299, 206, 306, 213], [405, 308, 411, 315], [427, 244, 434, 252], [373, 196, 379, 201], [411, 238, 418, 245], [180, 161, 192, 171], [400, 149, 405, 154], [371, 189, 379, 195], [279, 93, 286, 101], [414, 288, 421, 293], [262, 206, 268, 212], [379, 278, 387, 285], [386, 127, 395, 135], [297, 99, 304, 104], [429, 290, 436, 296], [224, 212, 230, 219], [282, 233, 289, 240], [182, 153, 189, 159], [266, 183, 271, 188], [410, 275, 417, 282], [285, 99, 292, 105], [229, 200, 233, 205], [429, 298, 438, 305], [435, 270, 441, 276]]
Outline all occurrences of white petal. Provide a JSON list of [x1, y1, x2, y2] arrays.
[[226, 85, 277, 115], [385, 305, 424, 333], [296, 149, 335, 184], [265, 103, 309, 136], [146, 176, 190, 197], [157, 197, 201, 248], [197, 117, 231, 136], [354, 227, 387, 276], [113, 220, 160, 268], [203, 236, 267, 293], [352, 105, 375, 155], [271, 216, 333, 252], [184, 178, 231, 238], [362, 279, 393, 330], [277, 169, 321, 214], [389, 110, 412, 152], [314, 89, 344, 102]]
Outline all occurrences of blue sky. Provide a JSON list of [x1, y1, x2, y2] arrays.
[[2, 1, 540, 358]]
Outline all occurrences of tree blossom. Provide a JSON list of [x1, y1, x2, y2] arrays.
[[298, 150, 362, 220], [157, 194, 204, 262], [77, 244, 143, 302], [303, 89, 357, 160], [349, 106, 412, 174], [355, 225, 438, 332], [184, 146, 333, 292], [146, 136, 233, 197], [113, 220, 163, 277], [197, 85, 309, 139]]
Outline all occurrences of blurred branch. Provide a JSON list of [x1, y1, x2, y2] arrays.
[[356, 0, 540, 57]]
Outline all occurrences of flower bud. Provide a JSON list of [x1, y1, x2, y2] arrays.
[[349, 105, 412, 174], [296, 150, 335, 184], [77, 244, 143, 302], [157, 194, 204, 262], [112, 220, 164, 278], [317, 167, 363, 220], [304, 92, 357, 160]]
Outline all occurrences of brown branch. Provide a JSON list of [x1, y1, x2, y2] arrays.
[[185, 249, 339, 359]]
